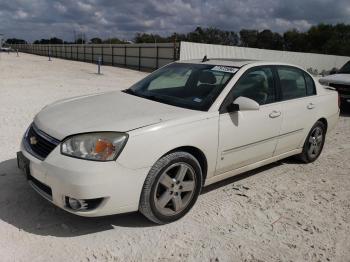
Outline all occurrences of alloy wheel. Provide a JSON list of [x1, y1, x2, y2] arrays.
[[307, 126, 324, 158], [154, 162, 196, 216]]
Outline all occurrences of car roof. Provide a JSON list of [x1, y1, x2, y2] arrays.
[[177, 58, 299, 69]]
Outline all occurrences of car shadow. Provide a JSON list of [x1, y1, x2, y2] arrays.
[[0, 156, 300, 237], [0, 158, 156, 237], [340, 105, 350, 116], [201, 161, 283, 194], [340, 111, 350, 117]]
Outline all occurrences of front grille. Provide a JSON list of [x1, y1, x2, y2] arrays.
[[329, 83, 350, 95], [24, 124, 60, 160]]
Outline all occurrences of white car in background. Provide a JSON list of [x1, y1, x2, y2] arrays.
[[319, 61, 350, 108], [17, 59, 339, 224], [0, 46, 12, 52]]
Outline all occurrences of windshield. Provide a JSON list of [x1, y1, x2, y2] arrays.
[[339, 61, 350, 74], [125, 63, 238, 111]]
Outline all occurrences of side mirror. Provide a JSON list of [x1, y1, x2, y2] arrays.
[[227, 96, 260, 112]]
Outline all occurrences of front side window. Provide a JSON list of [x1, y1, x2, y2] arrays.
[[126, 63, 237, 111], [230, 67, 275, 105], [277, 67, 307, 100]]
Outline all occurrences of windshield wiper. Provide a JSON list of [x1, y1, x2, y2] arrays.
[[123, 89, 158, 101], [123, 88, 136, 95], [123, 89, 179, 107], [123, 88, 147, 98]]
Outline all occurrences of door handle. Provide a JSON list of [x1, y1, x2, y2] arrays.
[[307, 103, 315, 110], [269, 110, 281, 118]]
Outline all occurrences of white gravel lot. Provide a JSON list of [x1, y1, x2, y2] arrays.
[[0, 52, 349, 262]]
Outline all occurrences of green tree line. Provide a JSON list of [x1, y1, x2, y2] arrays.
[[5, 23, 350, 56]]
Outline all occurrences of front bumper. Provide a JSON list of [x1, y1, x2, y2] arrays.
[[19, 142, 150, 217]]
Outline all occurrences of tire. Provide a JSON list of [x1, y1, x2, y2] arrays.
[[139, 151, 203, 224], [298, 120, 326, 163]]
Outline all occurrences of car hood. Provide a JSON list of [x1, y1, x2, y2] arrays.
[[34, 91, 198, 140], [319, 74, 350, 86]]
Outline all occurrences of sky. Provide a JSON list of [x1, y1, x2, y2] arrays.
[[0, 0, 349, 42]]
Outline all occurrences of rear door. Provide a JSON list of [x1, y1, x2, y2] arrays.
[[273, 66, 318, 155], [216, 66, 283, 175]]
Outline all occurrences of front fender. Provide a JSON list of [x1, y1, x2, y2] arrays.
[[117, 114, 219, 180]]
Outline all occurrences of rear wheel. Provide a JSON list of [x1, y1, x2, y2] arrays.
[[139, 151, 202, 224], [298, 121, 326, 163]]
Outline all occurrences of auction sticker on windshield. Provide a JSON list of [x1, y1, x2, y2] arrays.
[[211, 66, 238, 74]]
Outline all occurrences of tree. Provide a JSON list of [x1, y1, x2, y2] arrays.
[[5, 38, 27, 44], [76, 38, 85, 44], [134, 33, 169, 43], [256, 29, 274, 49], [7, 23, 350, 56], [239, 29, 258, 47], [283, 29, 309, 52], [50, 37, 63, 44], [307, 23, 334, 54], [307, 23, 350, 56], [33, 38, 63, 44], [33, 39, 50, 44], [184, 27, 238, 45], [133, 27, 238, 46], [102, 38, 129, 44], [90, 37, 102, 44], [255, 30, 284, 50]]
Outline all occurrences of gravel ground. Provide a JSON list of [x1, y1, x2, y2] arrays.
[[0, 53, 349, 262]]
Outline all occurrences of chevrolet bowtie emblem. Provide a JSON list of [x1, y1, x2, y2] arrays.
[[30, 136, 38, 145]]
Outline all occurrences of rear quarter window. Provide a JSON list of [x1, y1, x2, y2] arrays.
[[304, 73, 317, 96]]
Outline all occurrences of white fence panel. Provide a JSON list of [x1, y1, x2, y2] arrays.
[[180, 41, 349, 73]]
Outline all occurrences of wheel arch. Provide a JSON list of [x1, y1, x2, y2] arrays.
[[318, 117, 328, 132], [164, 146, 208, 185]]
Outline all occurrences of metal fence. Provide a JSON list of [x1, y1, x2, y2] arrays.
[[11, 43, 179, 71]]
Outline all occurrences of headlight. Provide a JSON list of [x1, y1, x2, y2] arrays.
[[61, 132, 128, 161]]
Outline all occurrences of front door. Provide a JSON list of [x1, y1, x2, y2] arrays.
[[216, 66, 283, 175]]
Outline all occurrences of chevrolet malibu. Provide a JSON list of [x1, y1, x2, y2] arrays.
[[17, 59, 339, 224]]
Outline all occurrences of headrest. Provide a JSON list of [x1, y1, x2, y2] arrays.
[[198, 71, 216, 84], [281, 79, 297, 91]]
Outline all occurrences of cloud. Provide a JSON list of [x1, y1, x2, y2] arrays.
[[54, 2, 67, 14], [0, 0, 349, 42], [14, 10, 28, 20], [77, 1, 93, 12]]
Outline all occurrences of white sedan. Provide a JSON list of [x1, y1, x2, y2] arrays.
[[17, 59, 339, 224]]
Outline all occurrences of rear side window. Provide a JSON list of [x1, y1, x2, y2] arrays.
[[304, 73, 316, 96], [277, 67, 307, 100]]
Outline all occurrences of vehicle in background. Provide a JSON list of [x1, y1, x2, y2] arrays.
[[0, 46, 13, 53], [17, 59, 339, 224], [319, 61, 350, 109]]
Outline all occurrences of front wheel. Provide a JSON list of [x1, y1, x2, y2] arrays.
[[298, 121, 326, 163], [139, 151, 203, 224]]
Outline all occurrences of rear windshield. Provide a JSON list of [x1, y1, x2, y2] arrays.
[[125, 63, 238, 111]]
